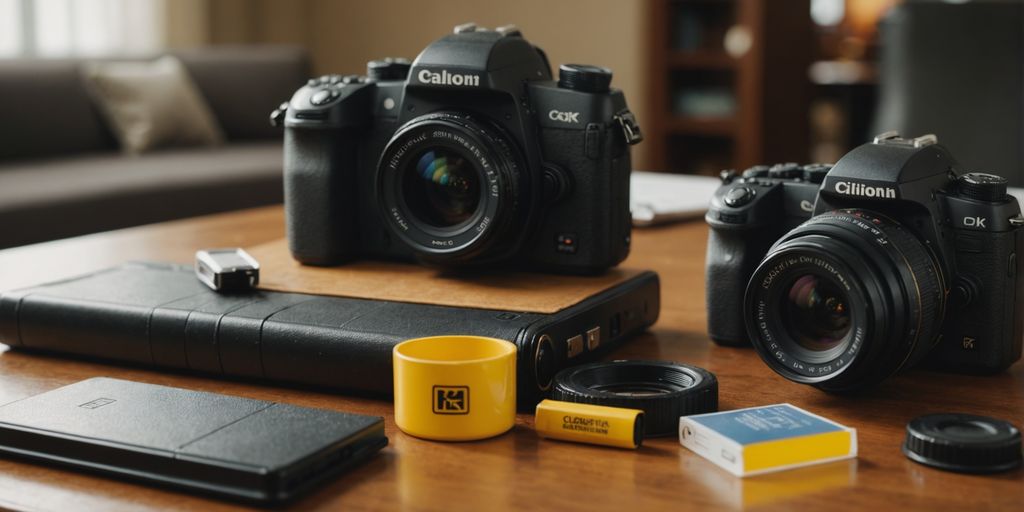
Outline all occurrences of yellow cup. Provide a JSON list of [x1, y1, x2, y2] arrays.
[[393, 335, 517, 441]]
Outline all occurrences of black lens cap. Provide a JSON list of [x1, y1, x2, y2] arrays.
[[902, 413, 1022, 474], [551, 360, 718, 437]]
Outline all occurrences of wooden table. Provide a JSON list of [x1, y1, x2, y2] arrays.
[[0, 205, 1020, 511]]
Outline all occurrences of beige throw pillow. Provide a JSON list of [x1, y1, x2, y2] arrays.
[[83, 56, 224, 154]]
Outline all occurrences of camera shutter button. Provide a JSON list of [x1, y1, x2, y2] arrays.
[[723, 187, 756, 207]]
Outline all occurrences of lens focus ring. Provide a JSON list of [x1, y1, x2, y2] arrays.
[[804, 210, 945, 368]]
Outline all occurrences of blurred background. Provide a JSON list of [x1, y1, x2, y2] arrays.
[[0, 0, 1021, 247]]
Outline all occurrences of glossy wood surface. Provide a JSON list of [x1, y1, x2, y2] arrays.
[[0, 206, 1021, 511]]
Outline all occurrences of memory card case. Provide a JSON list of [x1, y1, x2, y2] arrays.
[[0, 377, 388, 504]]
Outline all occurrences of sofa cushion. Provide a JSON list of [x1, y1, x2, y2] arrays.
[[0, 142, 284, 248], [84, 56, 226, 154], [0, 46, 309, 161], [176, 46, 310, 142], [0, 60, 116, 160]]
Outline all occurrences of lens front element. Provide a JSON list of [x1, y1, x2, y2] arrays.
[[378, 112, 525, 262], [781, 273, 852, 356], [403, 148, 481, 228]]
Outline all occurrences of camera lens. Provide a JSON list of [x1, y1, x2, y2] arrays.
[[401, 148, 481, 228], [378, 113, 527, 263], [780, 273, 852, 360], [745, 210, 946, 392]]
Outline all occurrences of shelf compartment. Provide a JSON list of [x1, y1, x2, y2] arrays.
[[669, 50, 736, 69], [666, 116, 736, 137]]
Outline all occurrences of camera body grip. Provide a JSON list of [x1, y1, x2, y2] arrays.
[[932, 212, 1024, 373], [704, 173, 815, 346], [283, 127, 359, 265], [705, 227, 777, 345]]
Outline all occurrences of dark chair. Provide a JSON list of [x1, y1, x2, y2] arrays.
[[874, 0, 1024, 184]]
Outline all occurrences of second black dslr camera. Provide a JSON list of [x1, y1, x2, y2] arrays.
[[273, 24, 642, 274], [706, 133, 1024, 392]]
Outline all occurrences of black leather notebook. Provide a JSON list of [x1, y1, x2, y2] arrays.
[[0, 378, 387, 503], [0, 262, 660, 406]]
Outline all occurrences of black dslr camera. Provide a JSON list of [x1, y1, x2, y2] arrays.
[[272, 24, 642, 274], [706, 133, 1024, 392]]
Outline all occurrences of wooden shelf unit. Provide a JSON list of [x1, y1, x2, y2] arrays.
[[644, 0, 813, 175]]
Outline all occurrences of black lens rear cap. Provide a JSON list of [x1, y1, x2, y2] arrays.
[[902, 413, 1022, 474], [551, 360, 718, 437]]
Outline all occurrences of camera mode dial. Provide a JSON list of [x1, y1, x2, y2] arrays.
[[958, 173, 1008, 202], [768, 162, 802, 179], [802, 163, 832, 183], [558, 64, 612, 93], [723, 186, 756, 207], [741, 165, 770, 179]]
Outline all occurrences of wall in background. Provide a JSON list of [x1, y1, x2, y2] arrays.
[[164, 0, 210, 48], [172, 0, 653, 168]]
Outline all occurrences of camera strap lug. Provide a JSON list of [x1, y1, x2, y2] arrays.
[[615, 110, 643, 145], [1009, 215, 1024, 227]]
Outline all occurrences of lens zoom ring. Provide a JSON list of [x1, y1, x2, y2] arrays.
[[550, 361, 719, 437], [802, 211, 945, 360]]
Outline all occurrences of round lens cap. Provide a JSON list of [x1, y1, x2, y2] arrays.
[[551, 360, 718, 437], [902, 413, 1023, 473]]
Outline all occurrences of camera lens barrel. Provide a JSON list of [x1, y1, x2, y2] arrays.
[[551, 360, 718, 437], [745, 210, 946, 392], [378, 113, 526, 263]]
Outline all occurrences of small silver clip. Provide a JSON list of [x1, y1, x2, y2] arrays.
[[913, 134, 938, 147], [496, 25, 521, 37], [453, 22, 477, 34], [873, 131, 900, 144], [1009, 215, 1024, 227]]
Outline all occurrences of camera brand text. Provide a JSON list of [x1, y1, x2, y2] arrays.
[[417, 69, 480, 87], [833, 181, 897, 199], [549, 110, 581, 123]]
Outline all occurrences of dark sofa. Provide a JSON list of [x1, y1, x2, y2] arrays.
[[0, 46, 309, 249]]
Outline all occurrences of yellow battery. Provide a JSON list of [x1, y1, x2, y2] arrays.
[[534, 399, 644, 449]]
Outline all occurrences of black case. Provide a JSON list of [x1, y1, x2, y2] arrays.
[[0, 377, 387, 504], [0, 263, 660, 406]]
